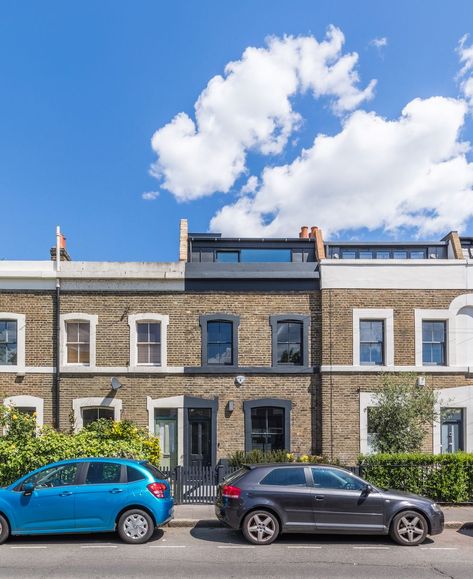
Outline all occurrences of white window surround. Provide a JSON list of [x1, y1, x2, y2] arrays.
[[60, 313, 98, 369], [360, 386, 473, 454], [414, 310, 450, 367], [353, 309, 394, 367], [0, 312, 26, 373], [128, 313, 169, 369], [147, 396, 184, 466], [3, 395, 44, 428], [72, 397, 122, 431]]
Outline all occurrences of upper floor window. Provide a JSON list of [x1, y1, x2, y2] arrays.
[[276, 321, 303, 365], [360, 320, 384, 365], [137, 322, 161, 365], [0, 320, 17, 366], [66, 321, 90, 364], [200, 314, 239, 367], [216, 251, 239, 263], [422, 321, 446, 366], [207, 321, 233, 365]]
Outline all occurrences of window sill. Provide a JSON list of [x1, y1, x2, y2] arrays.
[[185, 366, 317, 374]]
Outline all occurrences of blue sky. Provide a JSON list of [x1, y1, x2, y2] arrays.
[[1, 0, 473, 261]]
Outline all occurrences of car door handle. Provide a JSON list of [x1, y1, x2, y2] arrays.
[[59, 491, 73, 497], [314, 495, 325, 501], [110, 488, 124, 494]]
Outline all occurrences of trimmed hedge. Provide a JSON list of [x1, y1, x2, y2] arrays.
[[228, 449, 332, 467], [359, 452, 473, 503]]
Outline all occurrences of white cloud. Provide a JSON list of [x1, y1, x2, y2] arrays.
[[240, 176, 259, 195], [142, 191, 160, 200], [150, 27, 375, 201], [457, 34, 473, 106], [210, 97, 473, 238], [370, 37, 388, 49]]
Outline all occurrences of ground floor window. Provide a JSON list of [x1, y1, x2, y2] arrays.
[[441, 408, 465, 453], [250, 406, 285, 452], [366, 407, 378, 454], [81, 407, 114, 427]]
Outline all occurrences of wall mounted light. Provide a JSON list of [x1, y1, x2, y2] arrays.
[[227, 400, 235, 412]]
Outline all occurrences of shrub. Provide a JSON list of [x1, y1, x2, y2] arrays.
[[359, 452, 473, 503], [228, 449, 331, 467], [0, 405, 161, 486]]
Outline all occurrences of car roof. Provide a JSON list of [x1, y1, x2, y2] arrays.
[[244, 463, 346, 470], [38, 457, 147, 468]]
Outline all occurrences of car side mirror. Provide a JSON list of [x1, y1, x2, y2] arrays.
[[362, 483, 373, 496], [23, 482, 35, 496]]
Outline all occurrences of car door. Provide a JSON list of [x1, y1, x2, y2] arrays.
[[256, 467, 316, 531], [11, 463, 79, 533], [74, 461, 128, 531], [310, 467, 385, 532]]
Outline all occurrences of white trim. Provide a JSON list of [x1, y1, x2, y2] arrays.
[[128, 314, 169, 369], [359, 393, 377, 455], [60, 313, 98, 369], [72, 396, 122, 431], [414, 310, 450, 367], [352, 309, 394, 367], [147, 396, 185, 466], [0, 313, 26, 374], [321, 365, 473, 373], [433, 385, 473, 453], [59, 365, 184, 374], [3, 395, 44, 428]]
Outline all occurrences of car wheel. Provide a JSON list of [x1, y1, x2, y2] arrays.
[[390, 510, 428, 546], [0, 514, 10, 545], [117, 509, 154, 544], [242, 510, 280, 545]]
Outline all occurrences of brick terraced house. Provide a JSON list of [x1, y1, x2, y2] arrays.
[[1, 222, 473, 465]]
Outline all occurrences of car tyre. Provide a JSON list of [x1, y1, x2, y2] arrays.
[[390, 510, 428, 546], [0, 514, 10, 545], [117, 509, 154, 544], [242, 510, 280, 545]]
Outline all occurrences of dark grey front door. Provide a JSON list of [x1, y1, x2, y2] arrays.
[[310, 467, 385, 532], [188, 408, 212, 467]]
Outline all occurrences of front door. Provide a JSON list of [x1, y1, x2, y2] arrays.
[[155, 409, 178, 469], [188, 408, 212, 467], [441, 408, 465, 453], [310, 467, 385, 532]]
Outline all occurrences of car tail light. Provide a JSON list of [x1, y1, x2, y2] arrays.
[[147, 482, 167, 499], [222, 485, 241, 499]]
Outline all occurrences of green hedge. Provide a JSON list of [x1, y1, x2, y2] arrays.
[[0, 405, 161, 486], [359, 453, 473, 503], [228, 449, 333, 467]]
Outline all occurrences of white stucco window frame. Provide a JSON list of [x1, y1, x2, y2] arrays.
[[60, 313, 98, 370], [0, 313, 26, 373], [433, 385, 473, 454], [353, 309, 394, 367], [128, 313, 169, 369], [72, 396, 122, 432], [414, 309, 451, 367], [147, 395, 184, 466], [3, 395, 44, 429], [359, 393, 378, 455]]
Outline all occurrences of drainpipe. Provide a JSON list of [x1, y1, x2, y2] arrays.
[[54, 226, 61, 429]]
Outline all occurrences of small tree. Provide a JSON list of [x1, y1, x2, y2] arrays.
[[367, 374, 439, 454]]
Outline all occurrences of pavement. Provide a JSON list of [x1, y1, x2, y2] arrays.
[[1, 527, 473, 578], [169, 503, 473, 529]]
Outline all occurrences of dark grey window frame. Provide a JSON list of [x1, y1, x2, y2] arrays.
[[200, 314, 240, 367], [269, 314, 310, 367], [243, 398, 292, 452]]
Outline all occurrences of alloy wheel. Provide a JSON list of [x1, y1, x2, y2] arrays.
[[246, 513, 276, 544], [396, 514, 425, 544], [123, 514, 149, 540]]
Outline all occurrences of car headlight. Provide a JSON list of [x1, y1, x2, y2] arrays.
[[431, 503, 442, 513]]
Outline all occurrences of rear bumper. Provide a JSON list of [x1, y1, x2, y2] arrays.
[[215, 501, 242, 529], [153, 498, 174, 527]]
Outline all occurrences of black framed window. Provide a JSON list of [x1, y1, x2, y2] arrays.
[[216, 251, 239, 263], [250, 407, 285, 452], [276, 321, 303, 365], [360, 320, 384, 365], [82, 407, 114, 427], [422, 321, 446, 365], [200, 314, 239, 367], [0, 320, 17, 366]]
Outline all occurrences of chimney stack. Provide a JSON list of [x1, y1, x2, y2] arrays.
[[299, 226, 309, 239], [309, 226, 326, 261], [179, 219, 189, 262], [50, 232, 71, 262]]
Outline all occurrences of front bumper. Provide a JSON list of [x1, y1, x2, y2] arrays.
[[430, 510, 444, 535]]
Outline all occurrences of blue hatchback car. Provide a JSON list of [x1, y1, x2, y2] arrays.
[[0, 458, 174, 544]]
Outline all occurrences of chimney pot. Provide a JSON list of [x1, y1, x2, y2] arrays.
[[299, 226, 309, 239]]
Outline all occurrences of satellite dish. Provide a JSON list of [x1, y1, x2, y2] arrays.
[[111, 377, 123, 390]]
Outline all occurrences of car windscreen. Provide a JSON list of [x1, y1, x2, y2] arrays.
[[141, 462, 167, 481], [222, 467, 249, 485]]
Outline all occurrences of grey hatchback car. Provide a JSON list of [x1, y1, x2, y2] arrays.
[[215, 464, 444, 546]]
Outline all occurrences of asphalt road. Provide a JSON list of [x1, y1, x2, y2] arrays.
[[1, 527, 472, 578]]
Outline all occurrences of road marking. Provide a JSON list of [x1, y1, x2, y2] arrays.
[[353, 546, 390, 550], [420, 547, 458, 550], [218, 545, 255, 549], [10, 546, 48, 549], [150, 545, 187, 548], [80, 545, 118, 549], [287, 546, 322, 549]]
